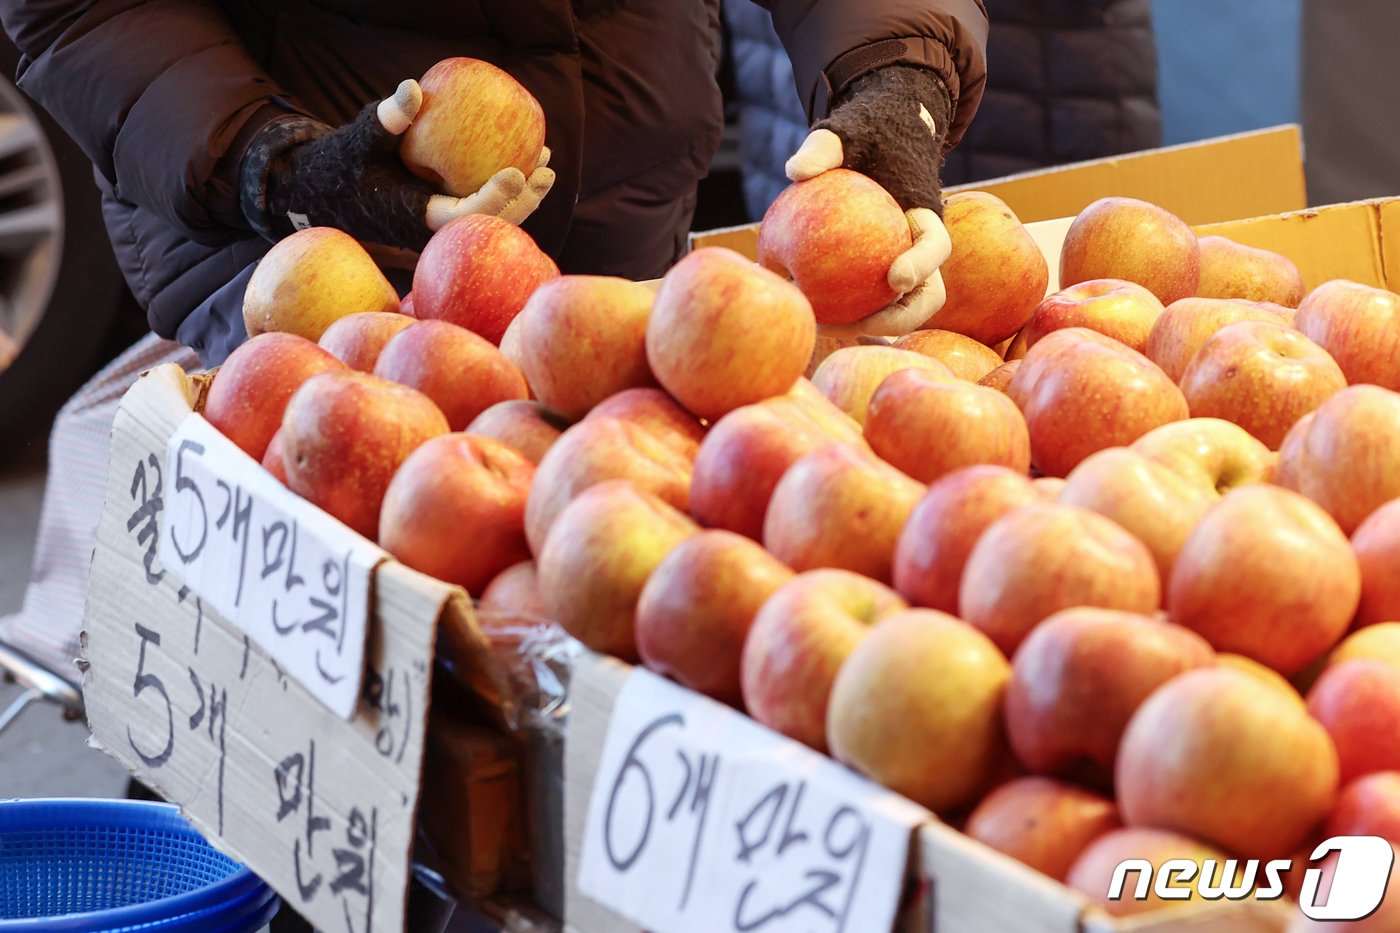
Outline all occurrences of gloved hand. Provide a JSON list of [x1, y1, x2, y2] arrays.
[[239, 80, 555, 251], [786, 65, 954, 340]]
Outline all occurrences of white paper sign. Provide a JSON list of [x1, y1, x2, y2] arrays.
[[577, 669, 926, 933], [158, 414, 383, 718]]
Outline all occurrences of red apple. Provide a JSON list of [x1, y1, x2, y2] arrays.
[[465, 399, 568, 464], [892, 328, 1005, 382], [399, 57, 546, 197], [536, 480, 698, 661], [243, 227, 399, 340], [374, 319, 528, 431], [1353, 499, 1400, 628], [317, 311, 415, 372], [379, 434, 534, 594], [741, 570, 906, 751], [864, 368, 1030, 483], [757, 169, 911, 325], [1329, 623, 1400, 674], [1022, 278, 1165, 354], [811, 345, 956, 425], [1195, 235, 1306, 306], [261, 428, 287, 484], [1325, 772, 1400, 842], [514, 275, 656, 419], [413, 214, 560, 345], [966, 777, 1122, 882], [827, 609, 1011, 813], [1294, 279, 1400, 390], [977, 359, 1020, 393], [959, 502, 1161, 656], [1009, 328, 1188, 477], [1059, 197, 1201, 305], [585, 387, 705, 460], [1067, 828, 1233, 917], [281, 371, 450, 538], [763, 444, 924, 583], [477, 561, 547, 633], [635, 530, 794, 705], [1005, 607, 1215, 786], [1308, 659, 1400, 785], [1146, 295, 1291, 382], [205, 332, 345, 461]]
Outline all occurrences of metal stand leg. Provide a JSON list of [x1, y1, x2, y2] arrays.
[[0, 688, 40, 736]]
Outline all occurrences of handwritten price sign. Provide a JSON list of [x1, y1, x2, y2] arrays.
[[576, 670, 926, 933], [158, 415, 383, 718]]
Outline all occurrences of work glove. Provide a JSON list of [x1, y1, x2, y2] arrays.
[[240, 80, 555, 251], [786, 65, 954, 340]]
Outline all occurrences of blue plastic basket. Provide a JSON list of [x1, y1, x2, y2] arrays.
[[0, 799, 279, 931]]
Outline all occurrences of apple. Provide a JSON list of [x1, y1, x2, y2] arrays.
[[1022, 279, 1165, 354], [864, 369, 1030, 483], [811, 345, 955, 425], [1326, 772, 1400, 842], [977, 359, 1020, 393], [921, 191, 1049, 344], [1307, 659, 1400, 785], [1353, 499, 1400, 627], [1178, 320, 1345, 449], [281, 371, 449, 538], [757, 169, 911, 325], [1294, 279, 1400, 390], [1032, 476, 1065, 499], [827, 609, 1010, 813], [1276, 385, 1400, 534], [399, 57, 545, 197], [465, 400, 568, 464], [965, 777, 1122, 882], [243, 227, 399, 340], [1059, 197, 1200, 305], [204, 332, 345, 461], [892, 465, 1040, 614], [374, 319, 528, 431], [261, 429, 287, 484], [1005, 607, 1215, 786], [960, 502, 1160, 656], [1146, 296, 1290, 382], [514, 275, 656, 419], [1329, 623, 1400, 674], [1169, 485, 1359, 675], [379, 434, 534, 594], [892, 328, 1005, 382], [536, 480, 698, 661], [318, 311, 415, 372], [1118, 667, 1339, 858], [690, 397, 864, 540], [585, 387, 705, 460], [647, 247, 815, 419], [1195, 235, 1306, 306], [1067, 828, 1233, 917], [1217, 653, 1306, 707], [741, 570, 906, 751], [1009, 328, 1188, 477], [1130, 417, 1277, 491], [413, 214, 560, 345], [400, 292, 416, 318], [477, 561, 548, 633], [635, 530, 794, 706]]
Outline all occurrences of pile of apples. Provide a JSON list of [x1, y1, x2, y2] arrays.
[[204, 168, 1400, 926]]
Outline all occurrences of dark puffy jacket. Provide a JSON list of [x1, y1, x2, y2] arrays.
[[727, 0, 1160, 219], [0, 0, 988, 361]]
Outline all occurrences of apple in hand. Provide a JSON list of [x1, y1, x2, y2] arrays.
[[864, 368, 1030, 483], [318, 311, 414, 372], [1145, 296, 1290, 382], [243, 227, 399, 340], [1060, 197, 1200, 305], [1307, 659, 1400, 785], [465, 400, 568, 464], [827, 610, 1011, 813], [1022, 279, 1165, 354], [757, 169, 911, 325], [635, 530, 794, 706], [764, 444, 924, 584], [1068, 829, 1233, 917], [205, 332, 345, 461], [374, 319, 528, 430], [811, 345, 955, 425], [741, 570, 906, 751], [893, 465, 1040, 614], [536, 480, 698, 661], [648, 247, 815, 419], [1005, 607, 1215, 786], [966, 777, 1122, 882], [922, 191, 1049, 344], [514, 275, 656, 419], [960, 502, 1160, 656], [399, 57, 545, 197], [978, 359, 1020, 393], [1118, 667, 1339, 859], [1195, 235, 1306, 306], [281, 371, 450, 538], [413, 214, 560, 345], [1178, 320, 1345, 449], [1353, 499, 1400, 628], [379, 434, 534, 594], [1294, 279, 1400, 390], [892, 328, 1005, 382]]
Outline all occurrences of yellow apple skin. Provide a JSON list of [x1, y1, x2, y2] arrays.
[[243, 227, 399, 341]]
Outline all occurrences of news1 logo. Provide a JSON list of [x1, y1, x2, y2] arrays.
[[1109, 836, 1395, 921]]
